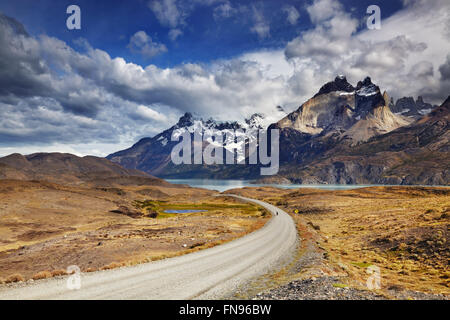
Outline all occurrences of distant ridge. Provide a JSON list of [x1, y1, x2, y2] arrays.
[[0, 152, 169, 187]]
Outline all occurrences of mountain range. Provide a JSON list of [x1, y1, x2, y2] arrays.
[[1, 76, 445, 186], [107, 112, 266, 178], [106, 76, 449, 185]]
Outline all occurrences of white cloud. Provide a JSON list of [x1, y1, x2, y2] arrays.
[[250, 5, 270, 39], [306, 0, 342, 24], [148, 0, 182, 29], [1, 0, 449, 157], [213, 1, 236, 19], [285, 0, 450, 103], [149, 0, 228, 41], [127, 31, 167, 58], [135, 105, 167, 122], [282, 5, 300, 25], [168, 28, 183, 41], [239, 50, 293, 78]]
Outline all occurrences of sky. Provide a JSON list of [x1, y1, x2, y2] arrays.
[[0, 0, 449, 157]]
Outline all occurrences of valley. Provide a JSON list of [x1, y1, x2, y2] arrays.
[[0, 156, 269, 283], [0, 0, 448, 303], [0, 153, 447, 299]]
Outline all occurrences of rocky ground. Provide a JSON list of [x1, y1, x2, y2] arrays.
[[255, 276, 448, 300], [255, 277, 383, 300], [226, 186, 449, 300]]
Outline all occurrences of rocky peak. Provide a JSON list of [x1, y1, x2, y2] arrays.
[[394, 97, 415, 111], [244, 113, 265, 129], [392, 96, 435, 118], [313, 75, 355, 97], [172, 112, 266, 134], [276, 75, 413, 142], [356, 76, 372, 88], [176, 112, 194, 127], [415, 96, 433, 110], [355, 77, 379, 97]]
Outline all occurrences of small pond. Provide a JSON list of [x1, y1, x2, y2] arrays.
[[163, 209, 207, 214]]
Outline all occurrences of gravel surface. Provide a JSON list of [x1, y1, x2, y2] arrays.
[[255, 276, 448, 300], [255, 276, 384, 300]]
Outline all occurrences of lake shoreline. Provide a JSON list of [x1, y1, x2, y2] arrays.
[[165, 178, 449, 193]]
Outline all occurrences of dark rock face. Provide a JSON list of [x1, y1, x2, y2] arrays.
[[313, 75, 355, 98], [280, 96, 450, 185], [355, 76, 374, 91], [392, 96, 435, 119], [176, 112, 194, 127], [393, 97, 416, 113], [277, 76, 411, 144], [354, 78, 385, 115]]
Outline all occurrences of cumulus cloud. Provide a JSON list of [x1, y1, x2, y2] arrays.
[[306, 0, 342, 24], [285, 0, 450, 103], [0, 12, 178, 155], [282, 5, 300, 25], [0, 0, 449, 156], [148, 0, 182, 29], [127, 31, 167, 58], [0, 10, 295, 155]]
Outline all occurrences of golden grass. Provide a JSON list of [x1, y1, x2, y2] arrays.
[[5, 274, 25, 283], [32, 271, 52, 280], [51, 269, 67, 277], [225, 186, 450, 297], [100, 262, 124, 271], [0, 180, 269, 282]]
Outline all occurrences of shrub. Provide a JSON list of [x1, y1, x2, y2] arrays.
[[5, 274, 25, 283], [147, 210, 158, 218], [100, 262, 122, 270], [32, 271, 52, 280], [307, 221, 321, 230], [51, 269, 67, 277], [189, 242, 205, 249]]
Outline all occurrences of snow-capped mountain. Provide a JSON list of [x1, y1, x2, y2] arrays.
[[107, 76, 449, 184], [107, 112, 266, 176], [392, 96, 436, 119], [275, 76, 412, 143]]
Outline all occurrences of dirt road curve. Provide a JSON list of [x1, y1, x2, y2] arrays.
[[0, 195, 298, 300]]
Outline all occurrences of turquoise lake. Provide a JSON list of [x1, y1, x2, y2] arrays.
[[165, 179, 385, 192]]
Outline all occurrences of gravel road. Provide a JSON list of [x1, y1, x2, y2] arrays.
[[0, 195, 298, 300]]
